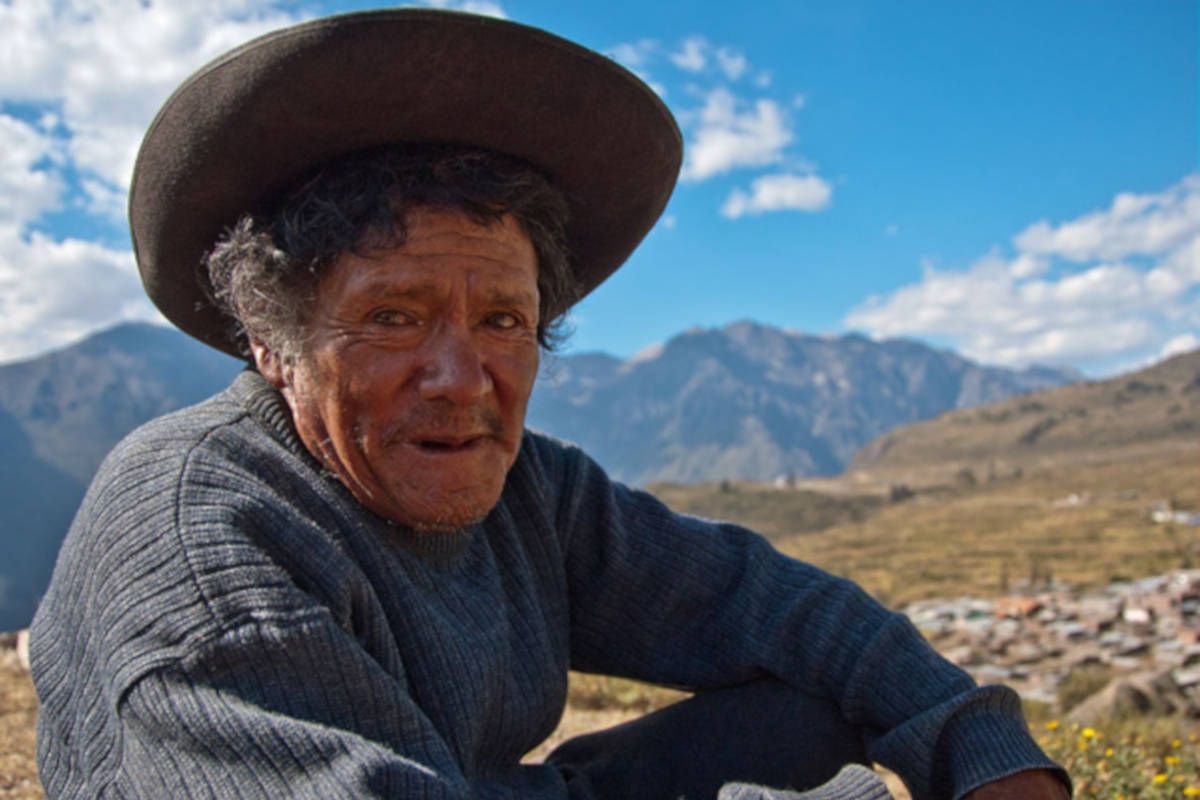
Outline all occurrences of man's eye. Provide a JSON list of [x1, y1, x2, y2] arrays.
[[371, 309, 412, 326], [486, 312, 521, 330]]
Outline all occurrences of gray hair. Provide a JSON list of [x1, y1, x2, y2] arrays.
[[205, 144, 576, 361]]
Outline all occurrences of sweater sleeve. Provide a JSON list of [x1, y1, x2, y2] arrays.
[[113, 614, 582, 800], [546, 439, 1065, 800]]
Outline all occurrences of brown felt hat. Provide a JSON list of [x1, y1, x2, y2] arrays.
[[130, 8, 682, 356]]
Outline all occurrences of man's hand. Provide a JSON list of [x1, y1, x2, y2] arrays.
[[963, 768, 1070, 799]]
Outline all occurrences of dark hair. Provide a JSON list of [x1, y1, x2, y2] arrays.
[[205, 144, 576, 360]]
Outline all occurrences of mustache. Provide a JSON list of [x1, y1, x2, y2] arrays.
[[382, 403, 505, 444]]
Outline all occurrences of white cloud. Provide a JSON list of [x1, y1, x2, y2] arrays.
[[1008, 253, 1048, 279], [845, 175, 1200, 372], [417, 0, 508, 18], [682, 88, 792, 181], [609, 34, 809, 191], [0, 1, 301, 192], [0, 229, 158, 363], [604, 39, 666, 97], [721, 173, 832, 218], [0, 0, 302, 363], [1014, 175, 1200, 262], [714, 47, 748, 81], [667, 36, 751, 81], [608, 39, 658, 69], [1160, 333, 1199, 359], [884, 223, 900, 237], [670, 36, 708, 72], [0, 114, 63, 227]]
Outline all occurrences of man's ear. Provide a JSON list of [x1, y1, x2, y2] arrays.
[[249, 339, 287, 389]]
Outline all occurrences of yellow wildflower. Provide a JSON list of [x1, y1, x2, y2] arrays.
[[1172, 738, 1182, 748], [1104, 747, 1114, 757], [1166, 755, 1182, 765], [1045, 720, 1060, 731], [1081, 727, 1096, 739], [1154, 773, 1168, 784], [1183, 787, 1200, 797]]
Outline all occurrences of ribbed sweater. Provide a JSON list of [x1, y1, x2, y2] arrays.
[[31, 371, 1062, 799]]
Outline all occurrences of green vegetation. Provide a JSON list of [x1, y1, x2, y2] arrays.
[[1036, 717, 1200, 799]]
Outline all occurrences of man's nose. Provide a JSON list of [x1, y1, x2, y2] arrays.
[[417, 325, 492, 403]]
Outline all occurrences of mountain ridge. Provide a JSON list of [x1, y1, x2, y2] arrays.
[[530, 319, 1079, 484], [849, 346, 1200, 483]]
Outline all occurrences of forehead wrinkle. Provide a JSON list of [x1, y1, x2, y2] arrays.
[[331, 269, 539, 312], [481, 285, 539, 309]]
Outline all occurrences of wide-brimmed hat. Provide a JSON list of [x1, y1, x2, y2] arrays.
[[130, 8, 682, 356]]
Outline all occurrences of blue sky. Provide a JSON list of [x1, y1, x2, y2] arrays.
[[0, 0, 1195, 375]]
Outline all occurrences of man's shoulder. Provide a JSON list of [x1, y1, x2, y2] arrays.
[[61, 371, 320, 595], [518, 428, 595, 469], [94, 371, 294, 497], [111, 373, 250, 449], [512, 428, 638, 526], [33, 373, 345, 686], [514, 428, 602, 490]]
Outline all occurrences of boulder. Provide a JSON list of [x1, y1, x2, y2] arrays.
[[1066, 668, 1195, 724]]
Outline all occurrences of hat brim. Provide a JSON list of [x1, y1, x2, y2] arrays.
[[130, 9, 682, 357]]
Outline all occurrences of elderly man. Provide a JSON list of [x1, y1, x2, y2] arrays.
[[31, 10, 1068, 800]]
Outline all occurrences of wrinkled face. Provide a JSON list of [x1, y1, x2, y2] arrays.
[[255, 208, 541, 532]]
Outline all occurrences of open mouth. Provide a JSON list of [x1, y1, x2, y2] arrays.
[[415, 436, 484, 453]]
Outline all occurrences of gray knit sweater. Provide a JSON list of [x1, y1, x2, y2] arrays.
[[32, 371, 1060, 799]]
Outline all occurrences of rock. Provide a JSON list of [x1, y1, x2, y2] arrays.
[[1173, 667, 1200, 689], [1066, 669, 1194, 724], [16, 628, 29, 671]]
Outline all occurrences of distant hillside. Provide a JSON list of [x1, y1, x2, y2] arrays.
[[529, 321, 1079, 484], [850, 348, 1200, 483]]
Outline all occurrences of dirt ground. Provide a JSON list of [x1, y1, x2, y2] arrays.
[[0, 652, 39, 800]]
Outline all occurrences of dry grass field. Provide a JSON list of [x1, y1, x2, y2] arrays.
[[653, 440, 1198, 608], [0, 650, 38, 800]]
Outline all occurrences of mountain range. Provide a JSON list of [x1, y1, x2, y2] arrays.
[[530, 321, 1077, 484], [0, 320, 1078, 629]]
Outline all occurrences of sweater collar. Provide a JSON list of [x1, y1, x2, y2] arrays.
[[231, 368, 307, 456]]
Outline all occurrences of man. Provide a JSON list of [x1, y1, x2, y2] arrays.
[[31, 10, 1069, 799]]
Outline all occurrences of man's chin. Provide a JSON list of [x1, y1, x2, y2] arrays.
[[406, 512, 489, 535], [371, 490, 501, 534]]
